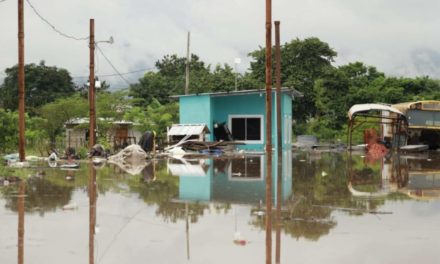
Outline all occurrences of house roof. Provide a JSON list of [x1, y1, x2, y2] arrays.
[[168, 124, 210, 136], [65, 118, 137, 126], [170, 87, 303, 99], [393, 100, 440, 113]]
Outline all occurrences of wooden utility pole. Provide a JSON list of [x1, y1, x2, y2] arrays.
[[275, 21, 282, 152], [265, 0, 273, 264], [18, 0, 26, 161], [185, 31, 190, 95], [274, 21, 281, 264], [89, 19, 96, 148]]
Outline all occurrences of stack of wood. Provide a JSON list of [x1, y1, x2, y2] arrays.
[[179, 140, 244, 151]]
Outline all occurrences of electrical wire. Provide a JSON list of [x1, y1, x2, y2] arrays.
[[72, 67, 155, 79], [95, 44, 132, 86], [25, 0, 88, 41]]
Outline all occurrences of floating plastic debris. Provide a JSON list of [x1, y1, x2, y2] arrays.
[[233, 232, 247, 246], [62, 203, 78, 210]]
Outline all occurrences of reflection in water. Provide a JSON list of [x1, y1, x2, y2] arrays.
[[141, 161, 156, 182], [265, 151, 272, 264], [275, 152, 282, 264], [17, 182, 25, 264], [3, 176, 74, 215], [1, 151, 440, 263], [185, 202, 190, 260], [400, 155, 440, 200], [167, 152, 292, 263], [170, 155, 292, 205], [89, 165, 97, 264], [349, 152, 440, 201]]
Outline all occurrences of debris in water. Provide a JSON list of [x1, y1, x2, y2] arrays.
[[62, 203, 78, 210], [233, 232, 247, 246], [253, 210, 265, 216]]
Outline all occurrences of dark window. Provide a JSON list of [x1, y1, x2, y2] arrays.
[[231, 117, 261, 141], [231, 157, 261, 179], [232, 118, 246, 140]]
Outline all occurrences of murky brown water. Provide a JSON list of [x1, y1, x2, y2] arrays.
[[1, 151, 440, 264]]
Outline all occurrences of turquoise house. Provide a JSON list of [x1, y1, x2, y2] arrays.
[[173, 88, 302, 151]]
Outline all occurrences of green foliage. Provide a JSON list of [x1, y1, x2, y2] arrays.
[[129, 54, 214, 105], [0, 108, 50, 154], [0, 109, 19, 153], [129, 72, 169, 106], [97, 90, 131, 120], [210, 64, 236, 92], [0, 61, 76, 114], [249, 37, 337, 125], [124, 99, 179, 142], [305, 117, 341, 141], [37, 94, 88, 145]]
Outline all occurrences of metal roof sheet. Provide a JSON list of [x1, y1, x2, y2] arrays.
[[348, 104, 405, 120], [168, 163, 207, 177], [168, 124, 210, 136], [170, 87, 303, 99], [65, 118, 136, 125]]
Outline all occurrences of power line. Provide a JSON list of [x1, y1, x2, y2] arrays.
[[95, 44, 132, 86], [72, 67, 155, 79], [25, 0, 88, 41]]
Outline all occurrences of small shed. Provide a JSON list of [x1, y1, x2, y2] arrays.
[[167, 124, 210, 142], [65, 118, 89, 148], [65, 118, 143, 150], [172, 88, 302, 150]]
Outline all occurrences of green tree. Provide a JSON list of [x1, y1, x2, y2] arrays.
[[96, 90, 131, 120], [129, 54, 213, 105], [37, 94, 88, 146], [0, 61, 76, 114], [124, 99, 179, 142], [248, 37, 337, 126], [0, 109, 47, 153], [210, 64, 236, 92], [0, 109, 19, 153], [129, 72, 169, 106]]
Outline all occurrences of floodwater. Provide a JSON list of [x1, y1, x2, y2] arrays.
[[1, 151, 440, 264]]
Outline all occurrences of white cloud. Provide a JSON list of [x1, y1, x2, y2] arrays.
[[2, 0, 440, 89]]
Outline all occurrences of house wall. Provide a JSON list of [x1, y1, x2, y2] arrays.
[[109, 126, 143, 149], [179, 95, 213, 141], [212, 93, 266, 150], [211, 92, 293, 150], [281, 93, 293, 150], [66, 128, 87, 149]]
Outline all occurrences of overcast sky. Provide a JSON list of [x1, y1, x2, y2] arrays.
[[2, 0, 440, 89]]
